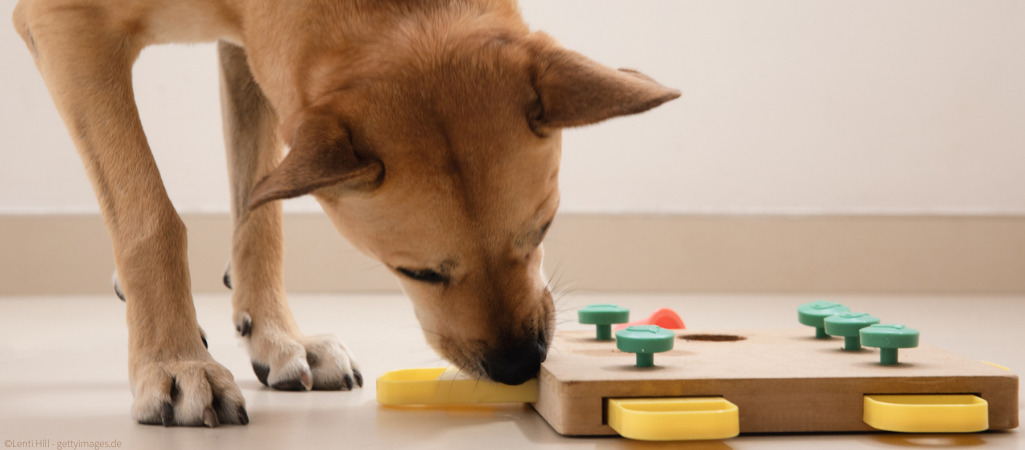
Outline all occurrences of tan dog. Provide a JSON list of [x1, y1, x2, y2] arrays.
[[13, 0, 678, 427]]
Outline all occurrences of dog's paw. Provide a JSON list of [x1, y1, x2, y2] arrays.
[[236, 312, 363, 391], [131, 357, 248, 427]]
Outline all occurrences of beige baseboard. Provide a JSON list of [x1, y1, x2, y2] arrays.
[[1, 213, 1023, 296]]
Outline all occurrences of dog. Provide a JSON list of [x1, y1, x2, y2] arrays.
[[13, 0, 679, 427]]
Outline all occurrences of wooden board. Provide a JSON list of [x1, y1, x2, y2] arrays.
[[532, 329, 1019, 436]]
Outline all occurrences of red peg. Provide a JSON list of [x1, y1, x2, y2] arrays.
[[614, 308, 685, 331]]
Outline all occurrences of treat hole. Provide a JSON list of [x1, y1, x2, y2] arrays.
[[681, 334, 746, 342]]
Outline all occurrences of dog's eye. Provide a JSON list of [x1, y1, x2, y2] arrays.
[[396, 267, 448, 284]]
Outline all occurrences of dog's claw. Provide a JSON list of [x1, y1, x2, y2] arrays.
[[300, 370, 313, 391], [236, 313, 251, 337], [343, 374, 354, 391], [251, 361, 270, 386], [237, 406, 249, 425], [353, 369, 363, 388], [202, 407, 219, 428], [160, 401, 174, 427], [270, 378, 307, 391]]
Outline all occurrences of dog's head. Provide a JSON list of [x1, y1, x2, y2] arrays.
[[248, 15, 678, 385]]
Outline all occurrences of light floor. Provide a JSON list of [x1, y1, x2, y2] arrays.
[[0, 293, 1021, 449]]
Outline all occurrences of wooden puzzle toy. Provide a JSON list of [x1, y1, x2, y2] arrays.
[[377, 302, 1019, 441]]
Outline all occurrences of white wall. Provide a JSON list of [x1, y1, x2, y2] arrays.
[[2, 0, 1023, 215]]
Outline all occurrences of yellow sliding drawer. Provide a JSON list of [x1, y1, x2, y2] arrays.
[[863, 395, 989, 433], [607, 397, 740, 441], [377, 368, 537, 405]]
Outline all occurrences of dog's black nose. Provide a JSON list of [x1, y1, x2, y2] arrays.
[[482, 341, 546, 385]]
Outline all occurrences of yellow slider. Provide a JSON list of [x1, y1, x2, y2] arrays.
[[863, 395, 989, 433], [377, 368, 538, 405], [608, 397, 740, 441]]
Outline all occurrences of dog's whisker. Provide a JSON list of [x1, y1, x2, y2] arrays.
[[445, 363, 462, 400], [544, 262, 561, 292], [547, 260, 567, 286], [414, 353, 449, 364]]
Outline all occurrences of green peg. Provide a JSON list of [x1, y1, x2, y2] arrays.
[[798, 301, 850, 338], [824, 312, 881, 350], [578, 304, 630, 340], [861, 324, 920, 365], [615, 325, 675, 367]]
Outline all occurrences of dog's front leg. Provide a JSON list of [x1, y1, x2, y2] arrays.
[[14, 2, 246, 426], [219, 41, 362, 391]]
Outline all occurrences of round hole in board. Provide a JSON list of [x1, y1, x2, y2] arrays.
[[680, 334, 746, 342]]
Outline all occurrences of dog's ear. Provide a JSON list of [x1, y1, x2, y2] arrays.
[[530, 42, 680, 130], [248, 114, 383, 211]]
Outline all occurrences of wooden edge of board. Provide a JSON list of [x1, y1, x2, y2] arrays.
[[532, 329, 1020, 436]]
